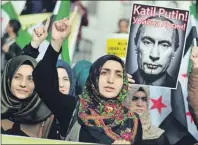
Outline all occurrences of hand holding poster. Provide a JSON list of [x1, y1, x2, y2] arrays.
[[126, 3, 189, 89]]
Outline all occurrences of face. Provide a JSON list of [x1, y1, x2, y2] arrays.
[[129, 91, 147, 115], [119, 20, 129, 33], [99, 60, 123, 98], [137, 22, 176, 75], [6, 23, 13, 34], [57, 68, 71, 95], [11, 65, 35, 99]]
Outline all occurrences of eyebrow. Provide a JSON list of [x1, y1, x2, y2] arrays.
[[141, 36, 155, 44], [142, 36, 172, 46], [158, 40, 172, 46], [15, 73, 32, 77], [101, 68, 123, 73]]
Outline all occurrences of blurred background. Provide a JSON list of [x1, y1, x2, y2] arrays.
[[1, 0, 197, 65]]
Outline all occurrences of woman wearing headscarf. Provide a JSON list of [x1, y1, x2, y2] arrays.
[[72, 60, 92, 96], [32, 13, 143, 144], [47, 59, 76, 140], [1, 55, 53, 138], [124, 85, 170, 145], [56, 60, 76, 96]]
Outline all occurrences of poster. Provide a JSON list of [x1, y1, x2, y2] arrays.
[[106, 33, 128, 61], [126, 3, 189, 89]]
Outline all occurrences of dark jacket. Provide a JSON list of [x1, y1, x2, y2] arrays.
[[32, 44, 143, 144], [142, 134, 170, 145]]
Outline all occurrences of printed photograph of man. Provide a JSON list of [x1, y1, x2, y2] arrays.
[[126, 8, 188, 89], [134, 16, 179, 88]]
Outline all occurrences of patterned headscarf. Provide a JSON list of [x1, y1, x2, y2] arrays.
[[78, 55, 139, 144], [1, 55, 51, 124]]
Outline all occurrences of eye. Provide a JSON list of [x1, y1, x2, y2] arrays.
[[132, 96, 139, 101], [142, 97, 148, 102], [63, 78, 69, 81], [117, 73, 123, 78], [101, 71, 107, 75], [142, 40, 152, 45], [161, 43, 170, 48], [13, 75, 21, 80], [27, 76, 33, 82]]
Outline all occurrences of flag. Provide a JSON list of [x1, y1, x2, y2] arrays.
[[125, 1, 198, 144], [1, 1, 70, 64], [1, 1, 32, 49], [152, 2, 198, 144], [25, 1, 70, 64]]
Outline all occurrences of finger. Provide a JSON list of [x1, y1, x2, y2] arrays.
[[128, 77, 135, 84], [55, 21, 61, 31], [69, 6, 78, 24], [38, 27, 43, 36], [127, 73, 132, 79], [44, 17, 50, 31]]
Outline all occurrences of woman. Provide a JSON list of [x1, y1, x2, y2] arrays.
[[1, 19, 22, 73], [56, 59, 76, 96], [48, 59, 76, 140], [72, 60, 92, 96], [32, 15, 143, 144], [1, 55, 53, 138], [124, 86, 170, 145]]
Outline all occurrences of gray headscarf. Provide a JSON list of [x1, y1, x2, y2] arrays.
[[1, 55, 51, 124]]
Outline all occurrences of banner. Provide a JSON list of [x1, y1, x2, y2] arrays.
[[1, 135, 89, 144], [126, 3, 189, 89], [105, 33, 128, 61]]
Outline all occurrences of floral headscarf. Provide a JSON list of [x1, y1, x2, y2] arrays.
[[78, 55, 139, 144]]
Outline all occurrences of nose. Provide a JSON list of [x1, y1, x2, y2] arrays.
[[149, 43, 160, 62], [59, 79, 64, 88], [19, 78, 27, 88], [137, 99, 143, 107], [107, 73, 114, 84]]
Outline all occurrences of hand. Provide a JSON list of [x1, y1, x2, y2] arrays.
[[31, 17, 50, 48], [190, 46, 198, 69], [112, 140, 131, 144], [2, 44, 9, 53], [77, 5, 86, 16], [51, 6, 78, 52], [127, 73, 135, 91]]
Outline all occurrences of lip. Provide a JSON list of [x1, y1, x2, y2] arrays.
[[16, 89, 28, 94], [104, 86, 115, 92], [59, 89, 66, 92], [135, 109, 144, 113], [145, 63, 161, 69]]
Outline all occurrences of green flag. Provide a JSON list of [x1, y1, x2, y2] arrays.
[[1, 2, 32, 49]]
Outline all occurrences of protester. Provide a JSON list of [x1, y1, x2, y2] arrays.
[[32, 8, 143, 144], [187, 46, 198, 129], [1, 19, 22, 73], [124, 86, 170, 145], [72, 60, 92, 96], [1, 55, 54, 138], [116, 18, 129, 33]]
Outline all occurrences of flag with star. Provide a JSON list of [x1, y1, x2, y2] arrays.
[[148, 1, 198, 144]]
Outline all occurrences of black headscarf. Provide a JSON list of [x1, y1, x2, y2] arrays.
[[1, 55, 51, 124]]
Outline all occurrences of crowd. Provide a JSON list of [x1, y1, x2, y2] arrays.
[[1, 6, 198, 145]]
